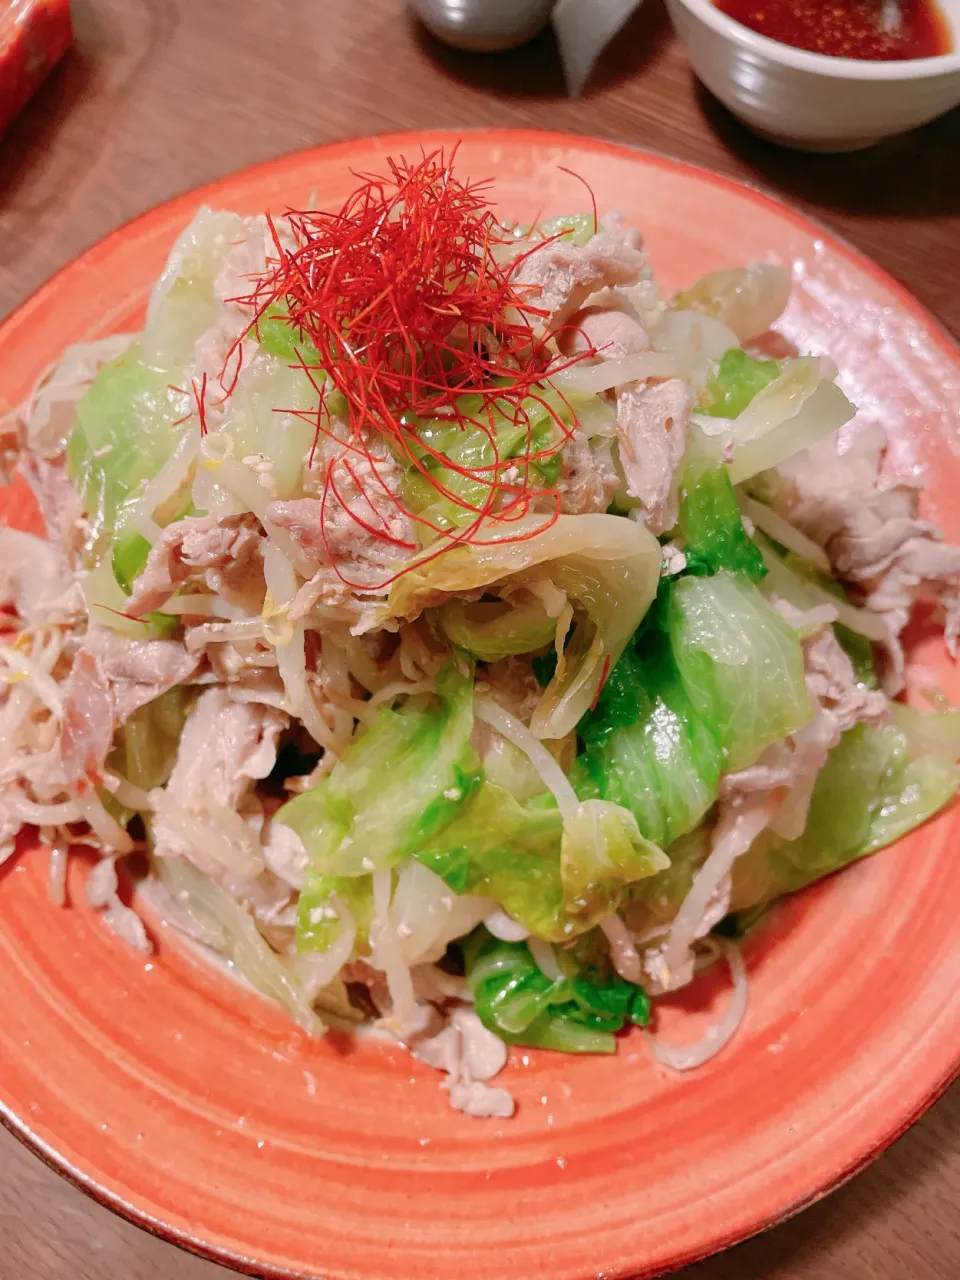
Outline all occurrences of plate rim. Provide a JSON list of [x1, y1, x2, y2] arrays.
[[1, 126, 959, 1280]]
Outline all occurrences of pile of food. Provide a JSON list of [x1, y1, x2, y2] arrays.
[[3, 150, 959, 1119]]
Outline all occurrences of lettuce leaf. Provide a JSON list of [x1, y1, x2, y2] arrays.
[[730, 722, 959, 912], [701, 348, 779, 419], [141, 207, 247, 368], [401, 397, 563, 542], [535, 213, 595, 247], [560, 799, 669, 920], [277, 663, 482, 951], [216, 348, 320, 500], [666, 569, 812, 771], [415, 784, 666, 942], [464, 928, 650, 1053], [671, 263, 792, 343], [435, 596, 557, 662], [114, 687, 190, 790], [154, 854, 324, 1034], [386, 513, 661, 740], [691, 358, 856, 486], [574, 628, 723, 848], [414, 783, 566, 939], [678, 457, 767, 583], [251, 302, 323, 366], [67, 344, 192, 541], [296, 874, 374, 955]]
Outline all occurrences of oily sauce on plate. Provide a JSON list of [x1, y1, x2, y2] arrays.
[[713, 0, 952, 59]]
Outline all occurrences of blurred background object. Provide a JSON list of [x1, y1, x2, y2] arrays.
[[408, 0, 555, 53], [409, 0, 642, 95], [0, 0, 72, 136]]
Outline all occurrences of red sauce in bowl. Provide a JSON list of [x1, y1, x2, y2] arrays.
[[713, 0, 953, 59]]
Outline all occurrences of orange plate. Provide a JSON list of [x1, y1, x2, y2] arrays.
[[1, 131, 959, 1280]]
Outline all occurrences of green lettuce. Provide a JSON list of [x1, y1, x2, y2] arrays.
[[730, 722, 959, 912], [251, 302, 323, 366], [296, 874, 374, 955], [561, 799, 669, 921], [114, 688, 190, 790], [277, 663, 482, 950], [571, 559, 808, 847], [435, 596, 557, 663], [678, 458, 767, 583], [414, 785, 666, 942], [701, 348, 779, 419], [464, 928, 650, 1053], [67, 344, 192, 542], [535, 213, 595, 247], [278, 662, 480, 877], [216, 348, 319, 499], [574, 629, 723, 848], [666, 570, 812, 771], [386, 513, 661, 741], [401, 397, 563, 542], [415, 784, 566, 939]]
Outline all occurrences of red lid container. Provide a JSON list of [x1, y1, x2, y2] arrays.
[[0, 0, 73, 135]]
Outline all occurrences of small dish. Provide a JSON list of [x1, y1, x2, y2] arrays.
[[665, 0, 960, 151]]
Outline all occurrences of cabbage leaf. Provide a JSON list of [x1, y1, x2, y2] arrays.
[[414, 784, 666, 942], [730, 721, 959, 912], [277, 662, 482, 952], [666, 570, 812, 772], [386, 514, 661, 740], [575, 629, 724, 849], [701, 348, 779, 419], [464, 928, 650, 1053], [678, 457, 767, 582]]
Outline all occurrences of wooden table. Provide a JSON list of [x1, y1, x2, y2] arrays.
[[1, 1, 958, 1277]]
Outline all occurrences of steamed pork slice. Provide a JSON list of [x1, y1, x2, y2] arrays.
[[562, 303, 651, 360], [150, 688, 287, 895], [125, 513, 264, 617], [615, 379, 694, 533], [82, 623, 199, 722], [20, 456, 85, 557], [406, 1005, 514, 1119], [720, 623, 887, 839], [0, 526, 81, 625], [154, 687, 285, 817], [271, 436, 414, 586], [556, 431, 620, 515], [512, 214, 651, 329], [59, 649, 115, 784], [773, 431, 960, 688]]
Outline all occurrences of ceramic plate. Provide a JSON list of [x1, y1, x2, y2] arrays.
[[1, 131, 959, 1280]]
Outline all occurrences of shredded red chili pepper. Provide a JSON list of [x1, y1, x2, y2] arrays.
[[215, 146, 595, 587], [589, 655, 612, 712]]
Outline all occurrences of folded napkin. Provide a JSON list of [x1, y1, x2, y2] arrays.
[[552, 0, 643, 96]]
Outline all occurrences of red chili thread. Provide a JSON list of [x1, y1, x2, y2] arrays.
[[214, 148, 597, 586], [589, 655, 612, 712], [557, 166, 599, 237]]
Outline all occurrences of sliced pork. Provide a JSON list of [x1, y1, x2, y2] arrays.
[[0, 527, 79, 626], [82, 624, 199, 723], [556, 431, 619, 515], [772, 431, 960, 690], [512, 215, 650, 330], [125, 513, 264, 617], [615, 378, 694, 533]]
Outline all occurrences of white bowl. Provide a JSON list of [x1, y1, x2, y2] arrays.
[[665, 0, 960, 151]]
